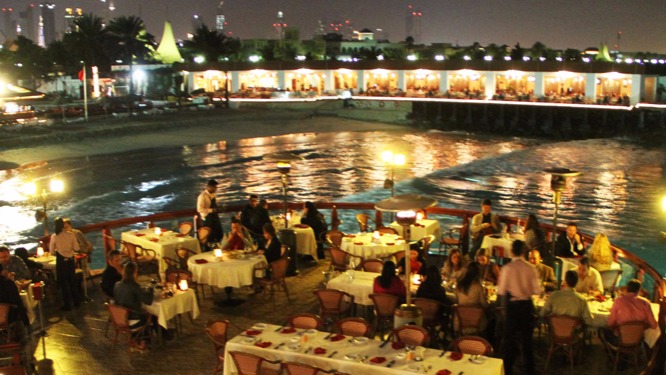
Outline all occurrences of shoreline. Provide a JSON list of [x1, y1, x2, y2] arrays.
[[0, 108, 410, 166]]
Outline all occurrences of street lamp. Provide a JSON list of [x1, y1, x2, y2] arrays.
[[376, 193, 437, 328], [545, 168, 581, 256], [23, 178, 65, 236], [382, 150, 405, 197]]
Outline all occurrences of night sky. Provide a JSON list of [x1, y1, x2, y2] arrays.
[[4, 0, 666, 53]]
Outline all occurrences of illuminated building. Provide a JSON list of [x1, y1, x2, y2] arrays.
[[39, 3, 56, 47]]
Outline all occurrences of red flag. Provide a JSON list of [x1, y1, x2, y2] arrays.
[[78, 69, 84, 81]]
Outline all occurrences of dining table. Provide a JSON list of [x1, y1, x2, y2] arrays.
[[32, 255, 56, 272], [121, 228, 201, 279], [270, 214, 318, 258], [142, 287, 200, 330], [187, 251, 267, 289], [340, 233, 408, 260], [19, 286, 38, 324], [389, 219, 441, 242], [223, 323, 505, 375]]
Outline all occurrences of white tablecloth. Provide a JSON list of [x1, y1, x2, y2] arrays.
[[122, 228, 201, 278], [340, 233, 408, 260], [480, 235, 515, 255], [389, 219, 441, 241], [271, 215, 318, 257], [20, 288, 37, 324], [33, 255, 56, 271], [327, 271, 378, 306], [143, 288, 200, 329], [188, 252, 267, 289], [223, 323, 504, 375]]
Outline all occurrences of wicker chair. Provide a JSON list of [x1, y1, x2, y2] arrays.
[[356, 213, 374, 232], [328, 247, 362, 272], [228, 351, 280, 375], [452, 304, 486, 337], [544, 315, 582, 374], [197, 226, 211, 250], [312, 289, 354, 324], [287, 313, 324, 330], [413, 297, 447, 346], [281, 362, 331, 375], [449, 335, 494, 356], [105, 304, 153, 351], [439, 223, 468, 256], [205, 320, 230, 373], [360, 258, 384, 273], [122, 242, 159, 281], [376, 227, 398, 235], [369, 293, 400, 339], [325, 230, 345, 248], [178, 221, 193, 236], [392, 324, 431, 347], [336, 317, 372, 338], [257, 258, 291, 308], [603, 321, 648, 374]]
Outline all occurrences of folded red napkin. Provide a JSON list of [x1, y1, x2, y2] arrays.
[[294, 224, 309, 229], [595, 294, 607, 302], [134, 233, 146, 237], [195, 259, 208, 264], [386, 242, 395, 246], [281, 327, 296, 334], [370, 356, 386, 364], [313, 347, 326, 354], [245, 330, 262, 336], [397, 237, 404, 240], [391, 341, 405, 350], [255, 341, 272, 348], [448, 352, 463, 361], [345, 234, 356, 238], [175, 234, 185, 237], [150, 238, 159, 242], [330, 334, 345, 342], [437, 370, 451, 375], [353, 242, 364, 245]]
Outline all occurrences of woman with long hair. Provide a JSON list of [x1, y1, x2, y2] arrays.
[[300, 201, 327, 259], [373, 260, 406, 301], [455, 261, 489, 333], [258, 223, 282, 263], [114, 261, 154, 350], [416, 264, 450, 306], [524, 213, 547, 255], [587, 233, 614, 271], [49, 217, 81, 310], [441, 248, 466, 281]]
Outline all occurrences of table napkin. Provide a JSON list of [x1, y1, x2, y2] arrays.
[[391, 341, 405, 350], [150, 238, 159, 242], [330, 334, 346, 342], [436, 370, 451, 375], [353, 242, 364, 245], [245, 330, 262, 336], [370, 356, 386, 364], [314, 347, 326, 354], [280, 327, 296, 334], [345, 234, 356, 238], [255, 341, 272, 348], [595, 294, 607, 302], [449, 352, 463, 361], [134, 233, 146, 237], [294, 224, 309, 229], [195, 259, 208, 264], [175, 234, 186, 237]]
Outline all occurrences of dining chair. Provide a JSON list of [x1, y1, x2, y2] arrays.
[[178, 221, 193, 236], [418, 234, 436, 257], [0, 304, 11, 343], [384, 249, 406, 267], [281, 361, 330, 375], [197, 226, 211, 250], [369, 293, 400, 339], [336, 317, 372, 338], [392, 324, 431, 347], [360, 258, 384, 273], [449, 335, 494, 356], [544, 315, 583, 374], [0, 342, 25, 374], [328, 247, 362, 272], [122, 241, 160, 281], [412, 297, 447, 346], [287, 313, 324, 330], [602, 321, 648, 374], [205, 320, 230, 374], [258, 258, 291, 308], [376, 226, 398, 235], [355, 213, 374, 232], [452, 304, 486, 337], [176, 247, 198, 270], [312, 289, 354, 324], [228, 351, 280, 375], [599, 269, 623, 297], [325, 230, 345, 248], [438, 223, 468, 256], [105, 304, 153, 352], [102, 229, 119, 254]]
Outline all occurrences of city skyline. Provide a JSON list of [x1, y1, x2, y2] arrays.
[[1, 0, 665, 53]]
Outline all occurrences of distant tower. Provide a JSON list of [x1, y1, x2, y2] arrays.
[[1, 7, 17, 41], [19, 4, 37, 41], [39, 2, 56, 47], [273, 11, 287, 40], [405, 4, 422, 43], [216, 1, 225, 32], [192, 14, 204, 30], [64, 7, 83, 34]]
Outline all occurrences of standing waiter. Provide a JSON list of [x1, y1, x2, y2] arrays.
[[197, 179, 224, 247], [50, 217, 81, 310]]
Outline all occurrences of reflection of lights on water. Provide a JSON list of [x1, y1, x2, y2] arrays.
[[661, 196, 666, 211]]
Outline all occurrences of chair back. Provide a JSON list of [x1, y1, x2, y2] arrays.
[[599, 269, 623, 295], [106, 304, 130, 329], [326, 230, 345, 248], [0, 304, 10, 327], [392, 324, 430, 346], [288, 313, 324, 330], [206, 320, 229, 350], [282, 362, 323, 375], [453, 305, 485, 334], [162, 256, 181, 271], [450, 335, 494, 355], [313, 289, 353, 316], [617, 321, 647, 347], [377, 227, 398, 235], [121, 241, 139, 261], [178, 221, 193, 236], [361, 259, 384, 273], [547, 315, 581, 343], [356, 213, 371, 232], [390, 250, 406, 266], [369, 293, 400, 318], [197, 227, 211, 245], [418, 235, 436, 254], [229, 351, 269, 375], [328, 247, 350, 271], [270, 258, 289, 280], [412, 298, 442, 325], [165, 269, 193, 284], [336, 317, 371, 337]]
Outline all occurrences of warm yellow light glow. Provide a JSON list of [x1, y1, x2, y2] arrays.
[[155, 227, 162, 235], [661, 196, 666, 211], [394, 154, 405, 166], [381, 150, 394, 163], [49, 179, 64, 193], [36, 247, 44, 257], [277, 162, 291, 169], [214, 248, 223, 258], [382, 150, 405, 165], [416, 212, 424, 221], [179, 279, 189, 291], [23, 182, 37, 196]]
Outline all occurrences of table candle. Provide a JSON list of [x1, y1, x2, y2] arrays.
[[155, 227, 162, 235], [178, 279, 189, 291], [416, 212, 424, 221], [36, 247, 44, 257], [214, 249, 223, 258]]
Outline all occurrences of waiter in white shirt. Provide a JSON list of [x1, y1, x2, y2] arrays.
[[197, 179, 224, 248]]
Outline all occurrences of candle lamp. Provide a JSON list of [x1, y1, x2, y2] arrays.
[[36, 247, 44, 257], [416, 211, 424, 221], [155, 227, 162, 235], [178, 279, 189, 291], [214, 248, 223, 258]]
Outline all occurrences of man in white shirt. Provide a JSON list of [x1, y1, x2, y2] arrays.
[[497, 240, 541, 375], [575, 257, 604, 295], [470, 199, 501, 258], [197, 179, 223, 246]]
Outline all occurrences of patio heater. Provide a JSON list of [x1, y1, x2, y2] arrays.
[[376, 194, 437, 328], [545, 168, 581, 256], [23, 178, 65, 236]]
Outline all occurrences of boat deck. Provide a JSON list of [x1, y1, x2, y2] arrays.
[[25, 256, 648, 375]]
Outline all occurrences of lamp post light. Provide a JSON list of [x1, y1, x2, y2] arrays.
[[382, 150, 405, 197], [544, 168, 581, 256], [23, 178, 65, 236]]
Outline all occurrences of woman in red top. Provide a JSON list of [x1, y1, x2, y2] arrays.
[[373, 261, 406, 302]]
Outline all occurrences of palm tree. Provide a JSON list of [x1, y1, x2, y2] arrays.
[[106, 16, 156, 96], [181, 24, 240, 63], [72, 13, 108, 69]]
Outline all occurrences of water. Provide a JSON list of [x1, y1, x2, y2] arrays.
[[1, 127, 665, 281]]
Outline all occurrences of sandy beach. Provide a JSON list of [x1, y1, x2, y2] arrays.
[[0, 108, 409, 166]]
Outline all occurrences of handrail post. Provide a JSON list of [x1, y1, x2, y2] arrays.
[[331, 205, 340, 231], [375, 210, 383, 229]]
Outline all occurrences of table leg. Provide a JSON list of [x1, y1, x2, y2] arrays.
[[214, 286, 244, 307]]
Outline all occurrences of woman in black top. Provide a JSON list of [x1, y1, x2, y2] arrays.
[[258, 223, 282, 264], [300, 201, 327, 259], [113, 261, 153, 348]]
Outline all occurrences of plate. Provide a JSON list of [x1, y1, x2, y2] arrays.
[[470, 355, 487, 364], [290, 337, 300, 343], [242, 337, 257, 344], [253, 323, 267, 329], [344, 354, 359, 361], [286, 344, 301, 351], [305, 329, 317, 334], [352, 337, 369, 345], [407, 364, 422, 372], [395, 353, 406, 360]]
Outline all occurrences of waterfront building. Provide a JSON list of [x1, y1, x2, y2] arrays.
[[64, 7, 83, 34]]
